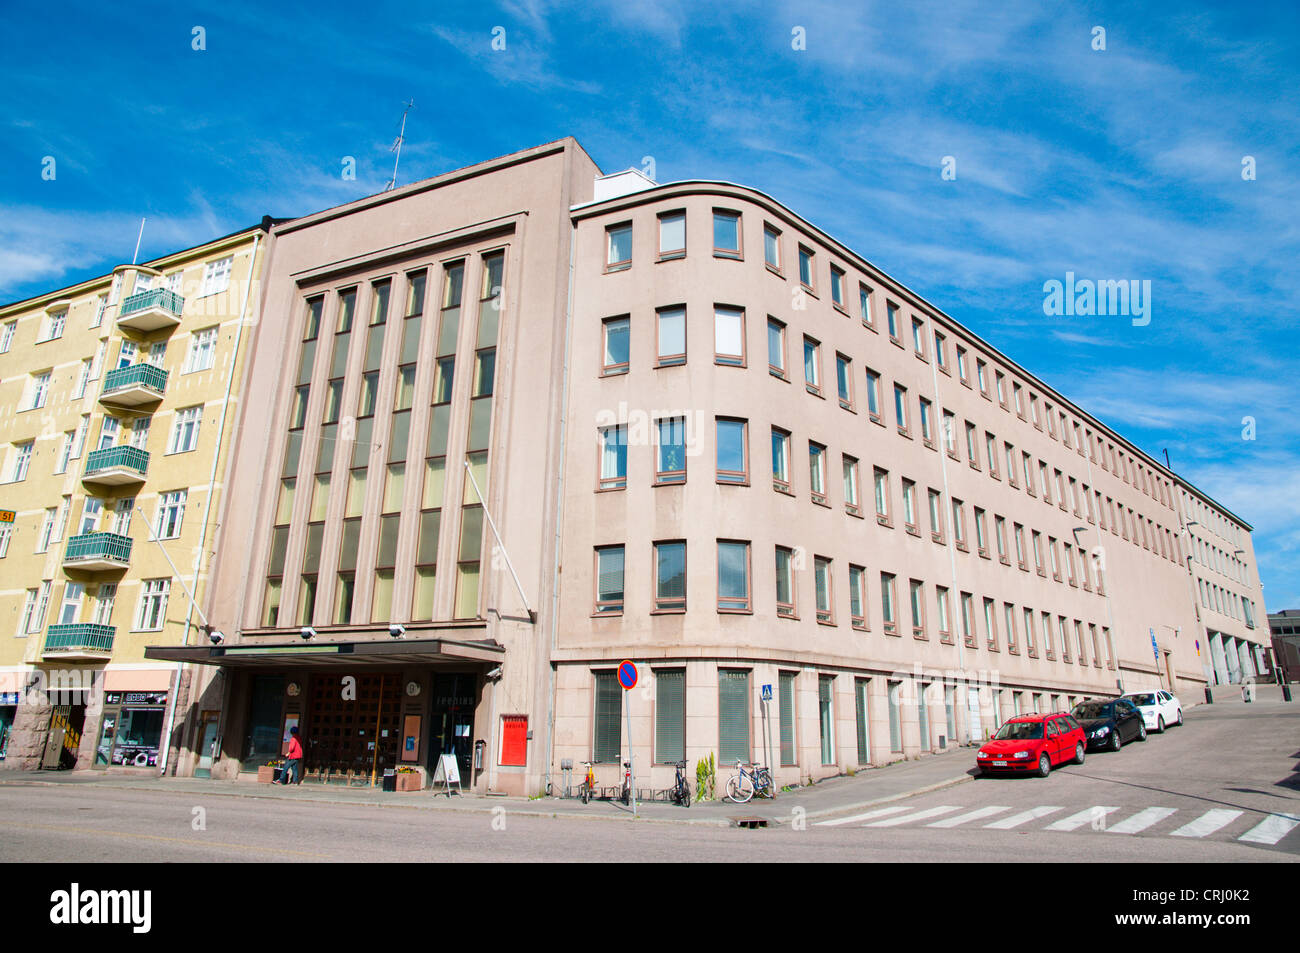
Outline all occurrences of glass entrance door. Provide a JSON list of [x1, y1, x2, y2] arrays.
[[194, 711, 220, 778], [428, 673, 477, 781]]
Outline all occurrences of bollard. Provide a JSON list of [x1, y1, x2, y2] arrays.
[[1203, 686, 1213, 705], [1282, 684, 1292, 703]]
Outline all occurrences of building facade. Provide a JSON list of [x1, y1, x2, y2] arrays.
[[0, 221, 273, 770], [1268, 610, 1300, 683], [129, 139, 1268, 797]]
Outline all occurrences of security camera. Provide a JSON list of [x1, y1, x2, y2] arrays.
[[300, 626, 316, 641], [389, 624, 406, 639], [485, 666, 503, 680], [208, 630, 225, 645]]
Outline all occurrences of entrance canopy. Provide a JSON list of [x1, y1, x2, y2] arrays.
[[144, 637, 504, 669]]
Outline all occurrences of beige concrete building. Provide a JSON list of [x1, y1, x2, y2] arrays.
[[144, 139, 1268, 797], [0, 220, 274, 771]]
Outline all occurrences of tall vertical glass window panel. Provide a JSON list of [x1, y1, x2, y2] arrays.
[[657, 307, 686, 366], [479, 252, 504, 347], [714, 306, 744, 365], [463, 451, 488, 505], [654, 669, 686, 763], [599, 425, 627, 489], [406, 271, 426, 317], [888, 681, 902, 752], [656, 418, 686, 483], [715, 418, 747, 484], [455, 506, 483, 619], [779, 672, 796, 765], [603, 317, 630, 374], [718, 670, 749, 763], [371, 280, 391, 325], [659, 213, 686, 258], [438, 262, 464, 355], [819, 676, 834, 764], [593, 671, 622, 763], [364, 321, 385, 371]]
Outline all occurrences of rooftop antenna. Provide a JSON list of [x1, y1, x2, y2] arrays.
[[131, 218, 146, 264], [384, 99, 415, 192]]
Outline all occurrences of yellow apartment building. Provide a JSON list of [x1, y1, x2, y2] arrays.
[[0, 219, 274, 772]]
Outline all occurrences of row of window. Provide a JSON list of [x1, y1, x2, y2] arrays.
[[0, 258, 234, 355], [1181, 490, 1245, 548], [1199, 578, 1257, 627], [590, 667, 1099, 766], [591, 539, 1112, 662], [0, 492, 188, 562], [1189, 532, 1250, 585], [16, 577, 171, 636], [599, 205, 1179, 516]]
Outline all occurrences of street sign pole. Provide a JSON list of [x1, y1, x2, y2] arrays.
[[618, 660, 638, 818], [761, 683, 774, 799]]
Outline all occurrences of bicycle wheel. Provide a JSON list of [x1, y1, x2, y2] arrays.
[[683, 780, 691, 808], [726, 773, 754, 803], [581, 781, 590, 804]]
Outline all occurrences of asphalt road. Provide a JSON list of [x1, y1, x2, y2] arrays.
[[0, 697, 1294, 862]]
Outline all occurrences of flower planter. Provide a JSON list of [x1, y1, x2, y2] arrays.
[[395, 772, 422, 792], [257, 765, 276, 784]]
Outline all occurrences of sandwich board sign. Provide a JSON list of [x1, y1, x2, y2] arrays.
[[432, 753, 461, 796]]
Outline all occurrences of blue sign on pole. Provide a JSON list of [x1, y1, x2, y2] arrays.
[[618, 660, 638, 690], [1150, 628, 1159, 659], [761, 684, 772, 702]]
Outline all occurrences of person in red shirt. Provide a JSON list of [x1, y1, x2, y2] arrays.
[[282, 726, 303, 785]]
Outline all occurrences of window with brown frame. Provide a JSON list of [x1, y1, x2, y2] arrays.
[[1032, 530, 1045, 576], [713, 210, 741, 259], [983, 597, 998, 650], [934, 330, 948, 372], [655, 417, 686, 484], [976, 359, 989, 397], [974, 506, 989, 557], [798, 245, 815, 291], [919, 397, 935, 448], [881, 572, 898, 635], [966, 421, 979, 469], [1064, 541, 1077, 586], [598, 424, 627, 490], [830, 265, 847, 311], [658, 210, 686, 260], [942, 409, 958, 459], [763, 223, 782, 273], [1024, 607, 1037, 657], [656, 305, 686, 367], [1004, 442, 1018, 488], [717, 539, 751, 613], [1041, 611, 1055, 660], [912, 318, 927, 359], [951, 498, 967, 551], [835, 353, 854, 410], [894, 383, 910, 436], [901, 478, 918, 535], [859, 283, 875, 329], [653, 540, 687, 612], [771, 427, 791, 494], [606, 222, 632, 271], [594, 546, 625, 615], [808, 441, 828, 506], [602, 315, 629, 375], [716, 417, 749, 485], [985, 433, 999, 478], [875, 468, 893, 527], [1014, 523, 1028, 571], [910, 579, 926, 639], [775, 546, 796, 618], [927, 488, 945, 544], [842, 454, 862, 516], [849, 565, 868, 630], [936, 586, 952, 643], [995, 516, 1009, 565], [886, 301, 901, 342], [714, 305, 746, 367], [865, 368, 883, 423], [814, 556, 834, 624], [961, 592, 976, 647], [957, 345, 970, 385], [803, 336, 822, 395], [1004, 602, 1018, 654], [767, 317, 786, 379]]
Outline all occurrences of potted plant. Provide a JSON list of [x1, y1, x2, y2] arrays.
[[395, 766, 422, 792]]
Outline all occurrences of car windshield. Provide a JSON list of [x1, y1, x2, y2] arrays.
[[994, 721, 1043, 740], [1073, 702, 1112, 719], [1129, 694, 1157, 706]]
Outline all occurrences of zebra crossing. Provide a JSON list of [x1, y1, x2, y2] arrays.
[[815, 802, 1299, 846]]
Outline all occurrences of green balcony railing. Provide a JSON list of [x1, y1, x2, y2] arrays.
[[64, 532, 133, 565], [44, 623, 115, 655], [102, 362, 168, 397], [119, 288, 183, 319], [84, 444, 149, 477]]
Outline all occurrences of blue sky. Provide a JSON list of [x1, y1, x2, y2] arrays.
[[3, 0, 1297, 607]]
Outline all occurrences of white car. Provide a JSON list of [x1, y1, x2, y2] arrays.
[[1122, 690, 1182, 732]]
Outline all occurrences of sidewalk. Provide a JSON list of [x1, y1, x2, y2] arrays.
[[0, 747, 976, 827]]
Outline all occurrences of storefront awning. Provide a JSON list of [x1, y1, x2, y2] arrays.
[[144, 637, 505, 668]]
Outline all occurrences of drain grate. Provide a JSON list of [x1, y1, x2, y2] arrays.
[[730, 816, 768, 829]]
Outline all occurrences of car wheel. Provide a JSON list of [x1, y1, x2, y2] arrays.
[[1137, 723, 1147, 742], [1176, 709, 1183, 726], [1037, 753, 1051, 778], [1073, 742, 1085, 765], [1109, 731, 1122, 752], [1157, 716, 1165, 733]]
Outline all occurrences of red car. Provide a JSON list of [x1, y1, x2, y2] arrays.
[[975, 712, 1086, 778]]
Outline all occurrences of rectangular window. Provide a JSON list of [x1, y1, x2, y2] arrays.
[[655, 417, 686, 484], [859, 284, 874, 328], [763, 224, 781, 271], [772, 545, 797, 618], [830, 265, 846, 310], [912, 318, 926, 357], [658, 211, 685, 259], [881, 572, 897, 635], [951, 498, 966, 549], [714, 306, 745, 366], [771, 427, 791, 493], [814, 556, 833, 624], [934, 330, 947, 370], [183, 327, 218, 373], [654, 670, 686, 764], [927, 489, 944, 543], [0, 321, 14, 352], [803, 336, 821, 394], [798, 245, 814, 290], [168, 406, 202, 454], [842, 455, 860, 515], [134, 578, 171, 631], [849, 565, 867, 630], [156, 490, 186, 540], [835, 353, 853, 409], [713, 210, 741, 258], [894, 384, 909, 435], [594, 546, 624, 615], [1004, 603, 1018, 653], [781, 672, 798, 766], [716, 418, 748, 484], [961, 592, 975, 646], [767, 318, 786, 378], [654, 540, 686, 611], [718, 670, 750, 764], [593, 671, 622, 763], [936, 586, 952, 642], [819, 675, 835, 764], [919, 397, 934, 446], [901, 478, 917, 533], [983, 597, 998, 650], [888, 681, 902, 752], [910, 579, 926, 638], [656, 306, 686, 366], [606, 222, 632, 270], [718, 540, 751, 612], [602, 316, 629, 375], [886, 302, 900, 341], [875, 468, 892, 526], [28, 371, 51, 410], [599, 424, 627, 490], [942, 410, 957, 457], [200, 257, 233, 296], [808, 442, 827, 505], [865, 369, 882, 422], [11, 441, 34, 482]]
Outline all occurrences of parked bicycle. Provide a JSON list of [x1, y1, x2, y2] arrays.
[[725, 760, 773, 803], [672, 759, 692, 808], [620, 761, 632, 805], [579, 761, 597, 804]]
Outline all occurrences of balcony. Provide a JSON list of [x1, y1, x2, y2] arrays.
[[117, 288, 184, 332], [100, 363, 167, 408], [83, 445, 148, 487], [43, 623, 115, 660], [62, 532, 133, 572]]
